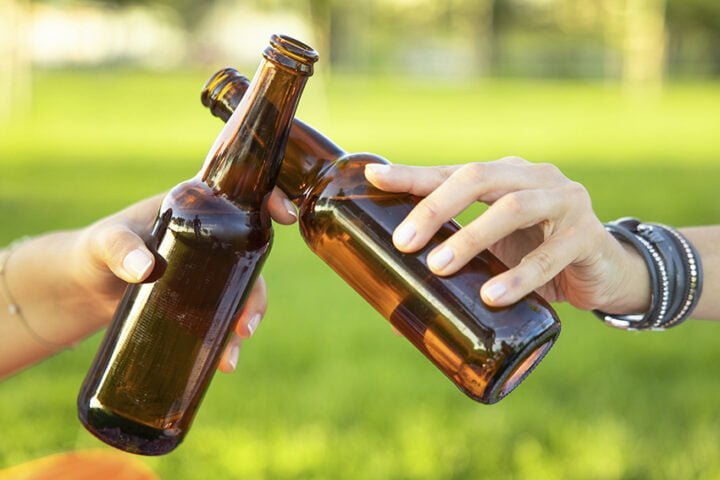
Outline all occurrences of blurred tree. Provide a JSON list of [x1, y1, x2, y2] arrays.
[[0, 0, 31, 122], [449, 0, 497, 75], [620, 0, 667, 88], [80, 0, 213, 28], [666, 0, 720, 74]]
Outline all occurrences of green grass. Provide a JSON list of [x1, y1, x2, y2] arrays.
[[1, 70, 719, 479]]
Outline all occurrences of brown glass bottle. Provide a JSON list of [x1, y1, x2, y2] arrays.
[[201, 69, 561, 404], [77, 36, 318, 455]]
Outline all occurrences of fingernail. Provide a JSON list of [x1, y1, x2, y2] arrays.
[[483, 282, 507, 303], [428, 247, 454, 272], [366, 164, 391, 175], [123, 249, 153, 281], [247, 313, 262, 336], [284, 198, 297, 219], [393, 222, 416, 248], [228, 343, 240, 371]]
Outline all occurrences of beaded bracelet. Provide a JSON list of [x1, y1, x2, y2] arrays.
[[593, 218, 703, 331], [0, 239, 70, 351], [651, 223, 703, 329]]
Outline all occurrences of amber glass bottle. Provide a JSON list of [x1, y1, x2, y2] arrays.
[[77, 36, 318, 456], [201, 68, 561, 404]]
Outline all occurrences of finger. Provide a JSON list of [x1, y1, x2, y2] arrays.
[[392, 162, 565, 253], [234, 275, 268, 338], [365, 163, 459, 196], [427, 189, 566, 275], [267, 187, 298, 225], [91, 224, 156, 283], [480, 233, 581, 307], [218, 334, 243, 374]]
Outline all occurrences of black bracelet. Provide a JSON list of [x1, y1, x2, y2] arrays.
[[593, 218, 703, 331], [593, 221, 665, 330]]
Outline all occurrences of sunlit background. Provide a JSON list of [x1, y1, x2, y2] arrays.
[[1, 0, 719, 478]]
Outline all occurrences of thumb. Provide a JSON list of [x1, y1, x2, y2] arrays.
[[92, 225, 156, 283]]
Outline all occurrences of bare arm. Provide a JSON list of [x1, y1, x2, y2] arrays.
[[0, 189, 296, 379]]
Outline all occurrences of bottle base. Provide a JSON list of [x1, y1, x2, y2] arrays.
[[481, 323, 561, 404], [78, 401, 182, 456]]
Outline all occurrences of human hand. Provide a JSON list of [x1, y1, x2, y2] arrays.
[[69, 188, 297, 372], [365, 157, 651, 314]]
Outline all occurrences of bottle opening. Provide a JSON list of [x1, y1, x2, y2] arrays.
[[497, 338, 554, 399], [200, 68, 250, 122], [264, 34, 319, 75]]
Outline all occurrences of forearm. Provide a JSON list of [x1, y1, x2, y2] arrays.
[[681, 226, 720, 321], [0, 232, 107, 379]]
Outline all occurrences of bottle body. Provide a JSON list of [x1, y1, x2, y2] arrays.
[[78, 35, 318, 455], [201, 68, 561, 403], [78, 180, 271, 455], [299, 154, 559, 403]]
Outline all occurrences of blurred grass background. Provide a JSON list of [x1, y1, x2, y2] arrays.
[[2, 0, 720, 477], [1, 69, 719, 479]]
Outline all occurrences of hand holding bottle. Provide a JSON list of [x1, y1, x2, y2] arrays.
[[365, 157, 652, 315], [0, 187, 296, 379]]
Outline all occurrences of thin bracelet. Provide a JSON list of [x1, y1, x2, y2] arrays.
[[0, 238, 70, 351], [593, 219, 703, 331]]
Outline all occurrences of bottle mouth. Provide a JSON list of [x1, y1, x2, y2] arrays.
[[264, 34, 319, 76], [200, 67, 250, 121]]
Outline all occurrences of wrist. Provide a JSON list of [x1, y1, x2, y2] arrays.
[[596, 234, 652, 315]]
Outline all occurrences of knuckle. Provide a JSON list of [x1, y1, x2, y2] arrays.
[[500, 155, 528, 165], [565, 180, 590, 199], [533, 162, 562, 178], [498, 192, 526, 216], [417, 197, 442, 221], [525, 249, 555, 280], [102, 226, 137, 264], [455, 227, 484, 251], [561, 181, 592, 211], [457, 162, 487, 183], [439, 165, 458, 178]]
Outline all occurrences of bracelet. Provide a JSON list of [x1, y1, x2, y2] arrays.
[[592, 218, 703, 331], [652, 223, 703, 329], [0, 238, 70, 351], [594, 221, 666, 330]]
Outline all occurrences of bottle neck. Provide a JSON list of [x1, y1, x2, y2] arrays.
[[279, 119, 345, 201], [200, 61, 309, 205], [201, 68, 346, 203]]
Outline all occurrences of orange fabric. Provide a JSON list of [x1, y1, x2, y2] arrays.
[[0, 450, 158, 480]]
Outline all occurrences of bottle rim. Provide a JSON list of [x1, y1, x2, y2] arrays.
[[264, 34, 319, 76], [200, 67, 250, 114]]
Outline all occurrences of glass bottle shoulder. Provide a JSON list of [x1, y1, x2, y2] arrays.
[[160, 178, 272, 249], [298, 153, 398, 228]]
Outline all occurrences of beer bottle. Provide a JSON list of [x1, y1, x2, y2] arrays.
[[201, 69, 561, 404], [77, 36, 318, 455]]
